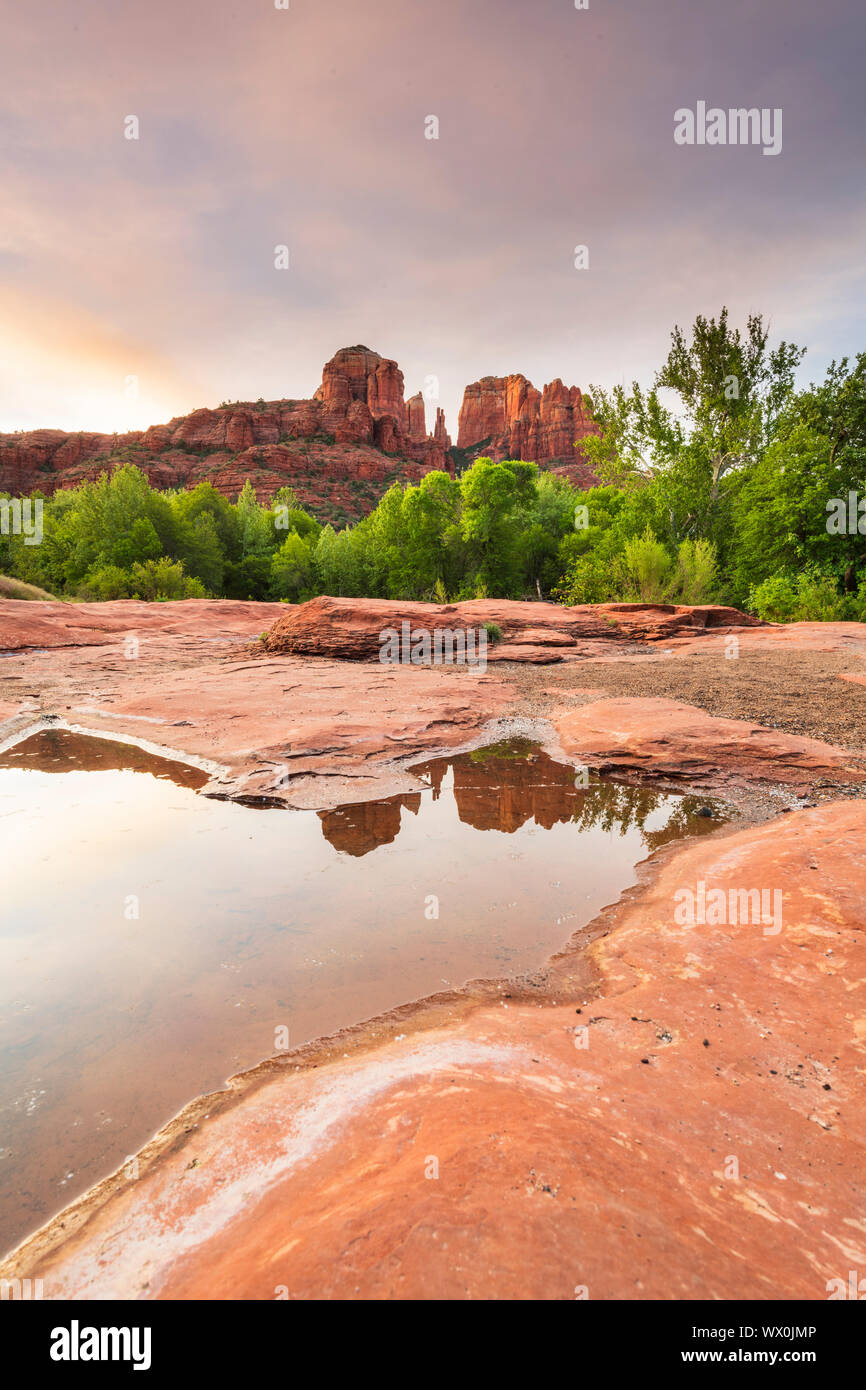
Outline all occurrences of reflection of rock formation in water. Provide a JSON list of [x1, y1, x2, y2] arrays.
[[317, 793, 421, 856], [0, 729, 209, 789], [449, 748, 581, 833], [318, 741, 724, 855], [445, 745, 722, 845]]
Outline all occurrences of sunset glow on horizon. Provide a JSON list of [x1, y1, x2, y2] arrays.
[[2, 0, 865, 436]]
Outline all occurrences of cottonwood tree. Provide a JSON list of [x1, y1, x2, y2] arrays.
[[583, 309, 805, 542]]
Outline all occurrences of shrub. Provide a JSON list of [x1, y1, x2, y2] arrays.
[[792, 571, 848, 622], [669, 537, 718, 604], [553, 551, 621, 605], [748, 574, 798, 622], [128, 558, 206, 601], [557, 531, 716, 608], [77, 564, 134, 601], [749, 570, 848, 623], [484, 622, 503, 643], [623, 526, 672, 601], [850, 579, 866, 622]]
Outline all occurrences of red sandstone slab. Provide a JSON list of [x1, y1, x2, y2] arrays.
[[501, 627, 577, 646], [262, 596, 763, 662], [5, 802, 864, 1300], [485, 643, 564, 663], [0, 638, 513, 808], [555, 696, 865, 786], [0, 598, 278, 651], [664, 621, 866, 660]]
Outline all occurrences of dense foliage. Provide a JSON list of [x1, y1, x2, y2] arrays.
[[563, 309, 866, 620], [2, 310, 864, 619], [0, 460, 586, 604]]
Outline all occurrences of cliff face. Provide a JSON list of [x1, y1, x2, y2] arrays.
[[312, 346, 452, 469], [0, 346, 453, 526], [315, 346, 405, 424], [456, 372, 599, 487], [0, 348, 603, 521]]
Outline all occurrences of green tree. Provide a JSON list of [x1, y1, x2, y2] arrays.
[[236, 479, 273, 557], [583, 309, 805, 547], [458, 458, 537, 594], [128, 558, 205, 601], [270, 533, 316, 601], [177, 510, 224, 593]]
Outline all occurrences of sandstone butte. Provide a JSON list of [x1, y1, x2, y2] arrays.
[[0, 347, 451, 528], [456, 372, 600, 488], [0, 347, 601, 525], [1, 595, 865, 1299]]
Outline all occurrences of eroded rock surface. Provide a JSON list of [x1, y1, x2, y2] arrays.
[[555, 696, 866, 789], [456, 371, 599, 483], [0, 598, 514, 808], [2, 596, 866, 1299], [261, 595, 764, 660], [5, 802, 864, 1300], [0, 598, 276, 652]]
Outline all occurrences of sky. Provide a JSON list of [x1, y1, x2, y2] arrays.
[[1, 0, 864, 437]]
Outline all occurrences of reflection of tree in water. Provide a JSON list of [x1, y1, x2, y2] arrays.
[[568, 779, 722, 852], [319, 740, 725, 856]]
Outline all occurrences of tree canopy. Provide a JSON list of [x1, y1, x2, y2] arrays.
[[2, 310, 864, 622]]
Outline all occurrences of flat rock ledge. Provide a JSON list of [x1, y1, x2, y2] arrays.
[[261, 595, 765, 661], [555, 697, 866, 789]]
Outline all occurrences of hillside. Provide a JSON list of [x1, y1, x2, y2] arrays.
[[0, 347, 452, 528], [0, 347, 599, 525]]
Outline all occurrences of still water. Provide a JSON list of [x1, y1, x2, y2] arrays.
[[0, 729, 725, 1254]]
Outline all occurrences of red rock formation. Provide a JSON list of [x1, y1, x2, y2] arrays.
[[406, 392, 427, 441], [0, 349, 608, 518], [432, 407, 449, 445], [457, 371, 600, 484], [315, 345, 407, 424], [313, 346, 451, 472], [556, 697, 866, 789], [457, 374, 529, 448], [261, 595, 765, 662], [0, 347, 453, 524]]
